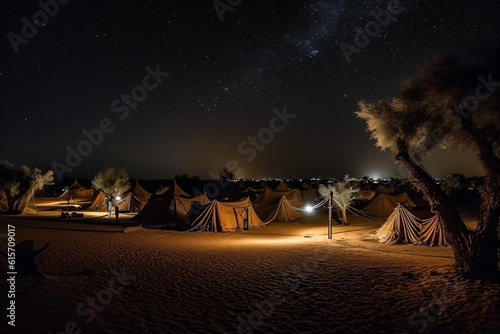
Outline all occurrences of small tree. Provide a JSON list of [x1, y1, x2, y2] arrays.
[[91, 167, 130, 200], [318, 176, 360, 225], [216, 167, 235, 182], [0, 161, 54, 213]]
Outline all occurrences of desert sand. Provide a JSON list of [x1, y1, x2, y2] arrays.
[[1, 211, 499, 334]]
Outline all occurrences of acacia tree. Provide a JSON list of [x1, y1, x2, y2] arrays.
[[356, 51, 500, 279], [91, 167, 131, 199], [318, 176, 360, 225], [0, 161, 54, 213]]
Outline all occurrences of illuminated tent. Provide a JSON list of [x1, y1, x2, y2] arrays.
[[58, 179, 95, 199], [89, 191, 142, 212], [89, 191, 107, 211], [363, 192, 416, 218], [420, 215, 447, 246], [130, 180, 151, 211], [169, 193, 210, 220], [376, 204, 421, 244], [376, 205, 448, 246], [252, 189, 305, 222], [186, 197, 264, 232]]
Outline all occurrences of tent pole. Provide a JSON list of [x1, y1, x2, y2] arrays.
[[328, 191, 332, 239]]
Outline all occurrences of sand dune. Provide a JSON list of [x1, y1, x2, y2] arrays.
[[0, 212, 499, 334]]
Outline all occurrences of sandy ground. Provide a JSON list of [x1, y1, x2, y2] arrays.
[[0, 211, 499, 334]]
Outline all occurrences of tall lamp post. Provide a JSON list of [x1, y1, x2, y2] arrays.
[[328, 190, 333, 239]]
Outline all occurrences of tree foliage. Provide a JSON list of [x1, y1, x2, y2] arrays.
[[318, 176, 360, 225], [356, 49, 500, 278], [0, 161, 54, 213], [91, 167, 130, 197]]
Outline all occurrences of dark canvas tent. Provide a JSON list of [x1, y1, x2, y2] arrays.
[[299, 181, 319, 203], [376, 204, 421, 244], [252, 188, 305, 222], [420, 215, 447, 246], [131, 180, 151, 211], [358, 189, 376, 201], [376, 204, 448, 246], [363, 192, 416, 218], [133, 181, 195, 224], [169, 193, 210, 220], [274, 182, 290, 192], [186, 197, 264, 232], [374, 184, 395, 194], [58, 179, 95, 199]]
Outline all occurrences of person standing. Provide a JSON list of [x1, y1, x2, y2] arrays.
[[115, 205, 119, 224]]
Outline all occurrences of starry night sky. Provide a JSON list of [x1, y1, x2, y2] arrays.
[[1, 0, 498, 180]]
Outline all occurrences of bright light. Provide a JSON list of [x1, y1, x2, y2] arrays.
[[115, 196, 121, 201], [305, 205, 313, 213]]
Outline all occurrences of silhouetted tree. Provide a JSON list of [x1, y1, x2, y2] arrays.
[[0, 161, 54, 213], [356, 51, 500, 279], [216, 167, 235, 181]]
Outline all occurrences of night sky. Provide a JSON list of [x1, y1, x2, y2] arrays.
[[1, 0, 498, 181]]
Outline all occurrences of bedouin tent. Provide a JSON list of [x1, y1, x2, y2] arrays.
[[130, 180, 151, 211], [358, 189, 376, 201], [273, 182, 291, 192], [363, 192, 416, 218], [420, 215, 447, 246], [373, 184, 395, 194], [376, 203, 421, 244], [89, 191, 142, 212], [252, 188, 305, 222], [58, 179, 95, 199], [376, 204, 448, 246], [133, 181, 193, 224], [299, 181, 319, 203], [169, 193, 210, 220], [186, 197, 264, 232]]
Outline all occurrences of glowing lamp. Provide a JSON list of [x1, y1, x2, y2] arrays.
[[305, 205, 313, 213]]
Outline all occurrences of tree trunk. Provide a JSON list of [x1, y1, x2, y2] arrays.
[[5, 191, 22, 214], [395, 139, 473, 274], [466, 180, 500, 279], [341, 206, 348, 225], [460, 118, 500, 278]]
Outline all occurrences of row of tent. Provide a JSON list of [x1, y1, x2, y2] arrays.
[[133, 182, 307, 231]]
